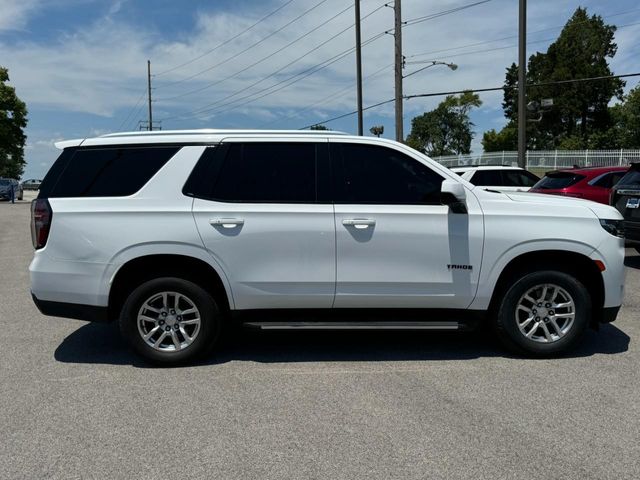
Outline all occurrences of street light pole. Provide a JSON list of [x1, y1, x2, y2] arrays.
[[394, 0, 403, 143], [517, 0, 527, 168], [354, 0, 364, 136]]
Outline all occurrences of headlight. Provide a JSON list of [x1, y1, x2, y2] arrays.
[[599, 219, 625, 238]]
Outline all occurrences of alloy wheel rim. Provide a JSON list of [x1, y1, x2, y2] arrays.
[[515, 283, 575, 344], [137, 291, 201, 352]]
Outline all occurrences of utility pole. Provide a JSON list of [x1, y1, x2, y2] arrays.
[[354, 0, 363, 136], [147, 60, 153, 132], [517, 0, 527, 167], [394, 0, 404, 143]]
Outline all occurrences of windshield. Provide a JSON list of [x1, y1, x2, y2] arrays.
[[0, 179, 10, 186], [532, 172, 584, 190]]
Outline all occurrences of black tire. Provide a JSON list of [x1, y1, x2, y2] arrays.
[[119, 277, 221, 365], [492, 270, 591, 357]]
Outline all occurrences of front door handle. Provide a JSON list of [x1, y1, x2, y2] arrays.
[[342, 218, 376, 229], [210, 218, 244, 228]]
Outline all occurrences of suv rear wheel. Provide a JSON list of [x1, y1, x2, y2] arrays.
[[493, 271, 591, 357], [119, 277, 221, 364]]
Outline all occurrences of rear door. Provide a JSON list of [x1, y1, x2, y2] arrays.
[[330, 140, 483, 309], [191, 139, 336, 310]]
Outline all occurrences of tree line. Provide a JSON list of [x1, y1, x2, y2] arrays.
[[407, 7, 640, 156]]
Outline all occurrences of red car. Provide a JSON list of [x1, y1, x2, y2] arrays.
[[529, 166, 629, 204]]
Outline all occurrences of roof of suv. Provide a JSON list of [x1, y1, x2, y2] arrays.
[[55, 129, 350, 149], [450, 165, 523, 172]]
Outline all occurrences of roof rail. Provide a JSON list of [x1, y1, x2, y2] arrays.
[[99, 129, 348, 138]]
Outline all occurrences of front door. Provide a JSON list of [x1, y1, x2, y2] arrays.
[[330, 140, 484, 309], [192, 140, 335, 310]]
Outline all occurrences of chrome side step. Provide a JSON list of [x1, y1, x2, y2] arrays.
[[243, 321, 459, 331]]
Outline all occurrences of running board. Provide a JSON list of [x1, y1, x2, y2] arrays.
[[243, 321, 460, 331]]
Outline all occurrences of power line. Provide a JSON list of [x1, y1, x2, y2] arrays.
[[155, 0, 331, 89], [127, 99, 149, 131], [162, 31, 387, 123], [161, 2, 388, 116], [116, 90, 147, 131], [158, 1, 355, 102], [403, 0, 493, 27], [160, 0, 494, 122], [262, 62, 393, 127], [300, 72, 640, 128], [159, 5, 389, 123], [403, 23, 640, 66], [154, 0, 297, 77], [406, 9, 640, 60]]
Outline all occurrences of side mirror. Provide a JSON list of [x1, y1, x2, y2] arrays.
[[441, 179, 468, 214]]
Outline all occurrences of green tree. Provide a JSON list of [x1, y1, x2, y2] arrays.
[[614, 85, 640, 148], [407, 91, 482, 156], [482, 123, 518, 151], [0, 67, 28, 178], [486, 7, 622, 150]]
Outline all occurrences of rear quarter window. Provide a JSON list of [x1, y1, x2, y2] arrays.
[[617, 167, 640, 188], [533, 172, 585, 190], [38, 146, 180, 198]]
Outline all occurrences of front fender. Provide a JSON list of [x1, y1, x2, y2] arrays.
[[469, 239, 597, 310]]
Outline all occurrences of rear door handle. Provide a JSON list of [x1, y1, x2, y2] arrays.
[[342, 218, 376, 229], [210, 218, 244, 228]]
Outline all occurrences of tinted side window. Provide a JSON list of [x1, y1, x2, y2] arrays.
[[609, 172, 626, 188], [211, 143, 318, 203], [618, 167, 640, 187], [42, 146, 179, 198], [38, 148, 77, 198], [593, 172, 625, 189], [502, 170, 539, 187], [534, 172, 585, 190], [331, 143, 444, 204], [471, 170, 503, 186]]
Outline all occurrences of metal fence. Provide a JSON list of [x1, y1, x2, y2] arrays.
[[432, 150, 640, 169]]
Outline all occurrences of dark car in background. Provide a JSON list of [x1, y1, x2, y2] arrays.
[[610, 163, 640, 252], [530, 166, 629, 204], [21, 179, 42, 191], [0, 178, 23, 201]]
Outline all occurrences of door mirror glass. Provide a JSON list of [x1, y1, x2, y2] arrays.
[[441, 179, 467, 214]]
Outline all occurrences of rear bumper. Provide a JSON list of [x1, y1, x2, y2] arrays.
[[31, 294, 110, 323]]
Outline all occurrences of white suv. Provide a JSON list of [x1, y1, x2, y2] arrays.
[[451, 165, 540, 192], [30, 130, 626, 364]]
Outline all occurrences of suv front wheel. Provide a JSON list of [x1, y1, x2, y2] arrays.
[[119, 277, 221, 364], [493, 271, 591, 357]]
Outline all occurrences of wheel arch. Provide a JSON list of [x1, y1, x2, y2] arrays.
[[488, 250, 605, 325], [107, 253, 234, 322]]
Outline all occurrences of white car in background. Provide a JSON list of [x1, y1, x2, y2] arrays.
[[452, 165, 540, 192]]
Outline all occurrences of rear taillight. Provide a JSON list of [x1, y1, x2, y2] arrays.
[[31, 199, 52, 249]]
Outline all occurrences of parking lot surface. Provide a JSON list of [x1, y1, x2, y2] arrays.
[[1, 193, 639, 479]]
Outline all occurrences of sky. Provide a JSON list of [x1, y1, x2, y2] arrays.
[[1, 0, 639, 179]]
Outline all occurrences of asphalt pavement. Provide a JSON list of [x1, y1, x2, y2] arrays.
[[1, 192, 639, 479]]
